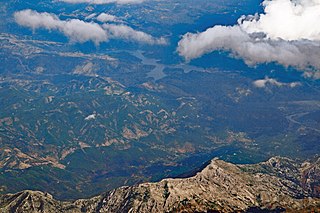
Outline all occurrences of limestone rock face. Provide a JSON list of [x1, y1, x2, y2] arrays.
[[0, 157, 319, 213]]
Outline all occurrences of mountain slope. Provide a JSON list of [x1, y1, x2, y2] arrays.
[[0, 157, 319, 212]]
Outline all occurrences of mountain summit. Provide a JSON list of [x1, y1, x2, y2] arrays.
[[1, 157, 319, 212]]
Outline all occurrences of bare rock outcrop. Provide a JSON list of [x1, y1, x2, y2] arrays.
[[1, 157, 319, 212]]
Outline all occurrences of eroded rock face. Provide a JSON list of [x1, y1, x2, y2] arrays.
[[1, 157, 319, 213]]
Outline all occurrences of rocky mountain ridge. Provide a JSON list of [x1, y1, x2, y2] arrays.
[[0, 156, 319, 212]]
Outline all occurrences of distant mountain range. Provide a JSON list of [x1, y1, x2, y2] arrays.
[[1, 156, 319, 212]]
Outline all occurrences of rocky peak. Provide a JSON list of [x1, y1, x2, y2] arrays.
[[0, 157, 319, 213]]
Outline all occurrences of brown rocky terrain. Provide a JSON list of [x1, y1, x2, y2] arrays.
[[0, 156, 319, 213]]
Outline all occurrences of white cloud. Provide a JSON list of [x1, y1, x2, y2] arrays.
[[177, 0, 320, 75], [14, 10, 166, 45], [178, 25, 320, 69], [97, 13, 118, 23], [240, 0, 320, 41], [103, 24, 167, 45], [85, 13, 97, 20], [14, 9, 108, 45], [59, 0, 144, 4], [253, 77, 301, 88], [85, 113, 96, 120]]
